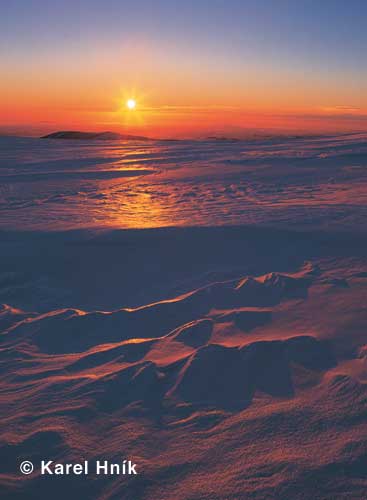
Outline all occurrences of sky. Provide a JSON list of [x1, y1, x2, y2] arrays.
[[1, 0, 367, 138]]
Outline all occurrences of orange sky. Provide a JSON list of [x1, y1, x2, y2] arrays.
[[2, 76, 367, 139], [2, 63, 367, 138], [1, 2, 367, 138]]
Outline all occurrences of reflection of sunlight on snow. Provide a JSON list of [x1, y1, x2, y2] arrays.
[[107, 186, 169, 229]]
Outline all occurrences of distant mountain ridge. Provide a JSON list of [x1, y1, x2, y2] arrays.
[[41, 131, 151, 141]]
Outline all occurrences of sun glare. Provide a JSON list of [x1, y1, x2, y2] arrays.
[[126, 99, 136, 110]]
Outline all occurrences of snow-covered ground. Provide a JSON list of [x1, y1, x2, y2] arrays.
[[1, 133, 367, 499], [1, 133, 366, 231]]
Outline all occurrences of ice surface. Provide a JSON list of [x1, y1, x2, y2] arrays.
[[1, 133, 366, 231]]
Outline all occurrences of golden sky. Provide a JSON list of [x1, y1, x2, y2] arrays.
[[1, 1, 367, 137]]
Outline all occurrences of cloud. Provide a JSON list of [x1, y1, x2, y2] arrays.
[[320, 105, 362, 114]]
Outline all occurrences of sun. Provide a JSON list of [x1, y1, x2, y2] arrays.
[[126, 99, 136, 110]]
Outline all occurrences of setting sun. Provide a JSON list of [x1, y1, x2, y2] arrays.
[[126, 99, 136, 110]]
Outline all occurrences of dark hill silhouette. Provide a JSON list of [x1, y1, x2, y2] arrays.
[[41, 130, 151, 140]]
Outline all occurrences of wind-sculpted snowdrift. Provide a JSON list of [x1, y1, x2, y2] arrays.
[[1, 260, 367, 499]]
